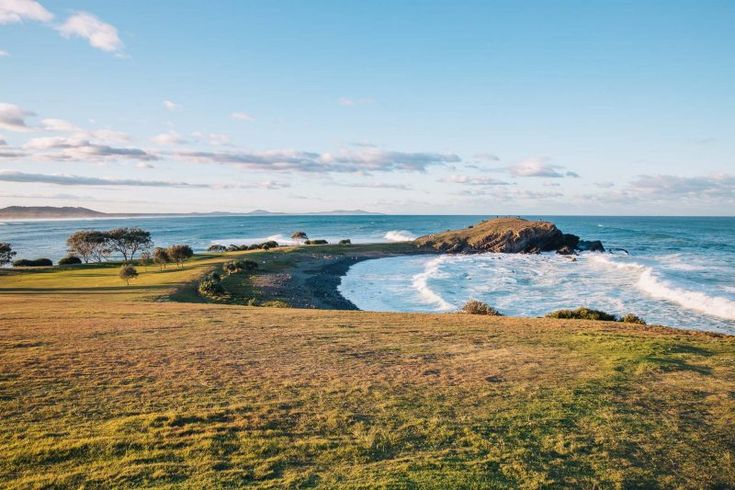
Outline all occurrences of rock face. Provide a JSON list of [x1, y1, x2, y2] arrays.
[[414, 217, 602, 255]]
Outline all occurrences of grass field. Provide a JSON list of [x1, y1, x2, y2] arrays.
[[1, 250, 735, 488]]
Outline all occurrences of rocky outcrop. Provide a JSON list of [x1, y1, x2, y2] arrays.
[[414, 217, 602, 255]]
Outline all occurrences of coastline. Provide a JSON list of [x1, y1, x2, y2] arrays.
[[212, 242, 437, 310]]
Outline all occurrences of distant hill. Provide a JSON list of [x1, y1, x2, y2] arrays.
[[0, 206, 107, 219], [0, 206, 382, 220]]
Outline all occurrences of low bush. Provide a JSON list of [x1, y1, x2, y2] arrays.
[[622, 313, 647, 325], [198, 272, 225, 297], [261, 240, 279, 249], [304, 239, 328, 245], [224, 259, 258, 275], [460, 299, 502, 316], [260, 299, 290, 308], [339, 239, 352, 245], [247, 244, 261, 250], [58, 255, 82, 265], [227, 244, 243, 252], [208, 244, 227, 252], [546, 307, 618, 321], [13, 258, 53, 267]]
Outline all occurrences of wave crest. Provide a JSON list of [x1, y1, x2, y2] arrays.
[[384, 230, 417, 242], [411, 256, 453, 310]]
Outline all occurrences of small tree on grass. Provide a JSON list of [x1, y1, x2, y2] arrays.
[[153, 247, 171, 271], [66, 231, 109, 263], [291, 231, 308, 244], [168, 244, 193, 268], [0, 242, 16, 266], [119, 264, 138, 286]]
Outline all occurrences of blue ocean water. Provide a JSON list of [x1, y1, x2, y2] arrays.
[[1, 215, 734, 333]]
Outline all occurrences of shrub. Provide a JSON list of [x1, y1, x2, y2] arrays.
[[224, 259, 258, 275], [261, 240, 279, 249], [622, 313, 646, 325], [208, 244, 226, 252], [260, 299, 290, 308], [227, 244, 243, 252], [198, 272, 225, 297], [304, 239, 328, 245], [119, 264, 138, 286], [545, 307, 618, 321], [291, 231, 308, 243], [13, 258, 53, 267], [168, 244, 194, 268], [339, 239, 352, 245], [247, 244, 261, 250], [460, 299, 502, 316], [58, 255, 82, 265]]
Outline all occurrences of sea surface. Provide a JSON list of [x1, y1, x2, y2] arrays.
[[2, 215, 734, 333]]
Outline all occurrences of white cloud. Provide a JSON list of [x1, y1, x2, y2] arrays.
[[192, 131, 230, 146], [163, 100, 181, 112], [443, 175, 511, 186], [0, 49, 8, 57], [179, 147, 460, 173], [0, 102, 34, 131], [231, 112, 255, 121], [56, 12, 124, 54], [0, 0, 53, 24], [505, 157, 577, 178], [41, 118, 80, 132], [150, 130, 187, 146], [473, 152, 500, 162], [136, 162, 154, 169]]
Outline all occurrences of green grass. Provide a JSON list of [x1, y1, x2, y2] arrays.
[[1, 247, 734, 488]]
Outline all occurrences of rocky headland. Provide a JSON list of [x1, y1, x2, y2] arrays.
[[414, 217, 604, 255]]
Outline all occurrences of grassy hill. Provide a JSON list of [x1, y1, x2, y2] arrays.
[[1, 247, 734, 487]]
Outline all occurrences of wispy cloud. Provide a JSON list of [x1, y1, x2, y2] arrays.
[[22, 136, 157, 162], [163, 100, 181, 112], [442, 175, 511, 186], [505, 157, 578, 178], [179, 147, 460, 173], [150, 131, 187, 146], [0, 0, 53, 24], [331, 181, 413, 190], [0, 102, 34, 132], [56, 11, 124, 55], [0, 49, 8, 57], [0, 170, 208, 188], [338, 97, 374, 107], [231, 112, 255, 121]]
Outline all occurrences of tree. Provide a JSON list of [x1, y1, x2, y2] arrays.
[[0, 242, 16, 266], [106, 227, 153, 262], [66, 230, 110, 263], [168, 244, 193, 268], [119, 264, 138, 286], [291, 231, 308, 244], [139, 251, 153, 270], [153, 247, 171, 271]]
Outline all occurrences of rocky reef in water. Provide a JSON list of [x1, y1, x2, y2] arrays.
[[414, 217, 604, 255]]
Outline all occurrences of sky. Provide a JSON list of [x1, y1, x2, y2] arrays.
[[0, 0, 733, 215]]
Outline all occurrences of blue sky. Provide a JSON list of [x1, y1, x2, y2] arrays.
[[1, 0, 733, 214]]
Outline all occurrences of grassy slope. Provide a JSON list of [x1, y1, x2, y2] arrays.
[[1, 252, 735, 488]]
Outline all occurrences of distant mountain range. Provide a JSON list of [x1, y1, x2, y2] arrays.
[[0, 206, 381, 219]]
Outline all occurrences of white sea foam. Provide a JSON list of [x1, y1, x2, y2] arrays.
[[411, 256, 454, 310], [384, 230, 416, 242], [592, 254, 735, 320], [210, 234, 298, 246]]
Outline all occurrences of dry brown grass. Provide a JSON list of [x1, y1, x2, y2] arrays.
[[2, 289, 735, 487]]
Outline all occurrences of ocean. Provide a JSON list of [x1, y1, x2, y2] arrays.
[[2, 215, 734, 333]]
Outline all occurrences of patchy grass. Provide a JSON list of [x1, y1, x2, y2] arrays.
[[1, 247, 734, 487]]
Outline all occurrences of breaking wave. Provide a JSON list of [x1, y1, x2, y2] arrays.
[[411, 256, 453, 310], [384, 230, 417, 242]]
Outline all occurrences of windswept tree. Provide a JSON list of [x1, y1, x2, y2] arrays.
[[66, 230, 110, 263], [168, 244, 194, 268], [153, 247, 171, 271], [291, 231, 308, 244], [0, 242, 16, 266], [106, 227, 153, 263], [119, 264, 139, 286]]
